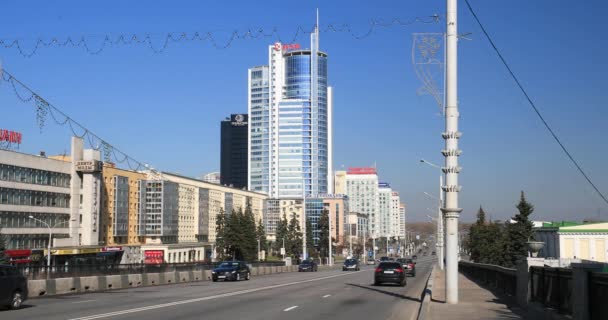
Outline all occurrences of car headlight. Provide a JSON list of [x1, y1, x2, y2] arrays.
[[231, 271, 237, 274], [212, 271, 216, 274]]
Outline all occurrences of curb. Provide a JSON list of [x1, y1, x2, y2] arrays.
[[416, 265, 436, 320]]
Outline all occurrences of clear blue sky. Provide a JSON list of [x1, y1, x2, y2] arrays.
[[1, 0, 607, 222]]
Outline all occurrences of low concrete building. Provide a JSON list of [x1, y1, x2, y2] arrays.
[[534, 221, 608, 262]]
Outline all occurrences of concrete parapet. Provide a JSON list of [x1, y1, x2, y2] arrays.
[[271, 266, 277, 274], [251, 267, 258, 276], [127, 274, 143, 287], [144, 273, 160, 286], [80, 276, 100, 292], [163, 272, 176, 284], [105, 275, 122, 290], [179, 271, 190, 283], [54, 277, 78, 295], [28, 279, 48, 297], [204, 270, 212, 280], [192, 270, 203, 281]]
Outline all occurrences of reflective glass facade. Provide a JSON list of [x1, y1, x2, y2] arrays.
[[248, 66, 270, 194]]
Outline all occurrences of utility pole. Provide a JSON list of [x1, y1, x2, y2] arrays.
[[443, 0, 462, 304], [328, 208, 333, 266], [438, 176, 445, 270]]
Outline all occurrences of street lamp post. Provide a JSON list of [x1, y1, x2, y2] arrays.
[[257, 238, 261, 261], [28, 216, 72, 278], [424, 191, 445, 271]]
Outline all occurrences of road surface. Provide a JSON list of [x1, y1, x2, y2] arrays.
[[1, 257, 434, 320]]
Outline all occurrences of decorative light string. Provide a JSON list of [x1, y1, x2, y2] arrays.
[[0, 15, 440, 57]]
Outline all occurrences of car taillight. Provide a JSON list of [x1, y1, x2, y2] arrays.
[[375, 268, 383, 273], [409, 264, 414, 269], [395, 268, 404, 273]]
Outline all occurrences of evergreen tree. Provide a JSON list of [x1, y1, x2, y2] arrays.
[[318, 209, 330, 260], [215, 209, 226, 260], [469, 206, 486, 262], [0, 228, 9, 264], [274, 214, 288, 254], [256, 219, 267, 259], [503, 191, 535, 267], [306, 218, 315, 258], [242, 204, 258, 261], [287, 213, 302, 260], [227, 209, 244, 260]]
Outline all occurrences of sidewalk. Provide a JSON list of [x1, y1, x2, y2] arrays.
[[427, 268, 525, 319]]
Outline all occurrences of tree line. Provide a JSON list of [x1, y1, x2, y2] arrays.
[[272, 209, 332, 261], [468, 191, 535, 268], [215, 204, 267, 262]]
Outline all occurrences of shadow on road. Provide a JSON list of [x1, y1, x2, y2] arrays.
[[346, 283, 421, 302]]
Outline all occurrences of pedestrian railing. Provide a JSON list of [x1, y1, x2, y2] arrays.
[[529, 266, 572, 315], [590, 271, 608, 319], [459, 261, 517, 296], [16, 261, 286, 280]]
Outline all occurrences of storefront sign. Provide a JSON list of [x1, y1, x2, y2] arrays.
[[317, 194, 347, 199], [144, 250, 165, 264], [76, 160, 102, 172], [273, 42, 301, 51], [102, 246, 123, 252], [0, 129, 22, 144]]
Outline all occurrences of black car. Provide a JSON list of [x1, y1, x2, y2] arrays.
[[298, 260, 318, 272], [412, 255, 418, 260], [342, 259, 359, 271], [374, 262, 406, 286], [379, 256, 394, 263], [396, 258, 416, 277], [0, 265, 28, 309], [211, 261, 251, 282]]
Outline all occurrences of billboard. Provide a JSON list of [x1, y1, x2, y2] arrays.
[[144, 250, 165, 264]]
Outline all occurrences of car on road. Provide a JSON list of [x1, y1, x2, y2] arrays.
[[342, 259, 359, 271], [0, 264, 28, 309], [431, 251, 436, 256], [379, 256, 394, 263], [396, 258, 416, 277], [412, 254, 418, 260], [211, 261, 251, 282], [298, 260, 318, 272], [366, 259, 375, 265], [374, 262, 406, 286]]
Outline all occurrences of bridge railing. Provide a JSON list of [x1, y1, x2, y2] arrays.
[[459, 260, 517, 296], [529, 266, 573, 315]]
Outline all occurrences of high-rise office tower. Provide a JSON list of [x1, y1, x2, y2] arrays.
[[248, 15, 332, 198], [221, 114, 248, 189]]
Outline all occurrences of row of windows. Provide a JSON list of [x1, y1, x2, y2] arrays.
[[0, 187, 70, 208], [0, 163, 70, 188], [0, 211, 70, 229]]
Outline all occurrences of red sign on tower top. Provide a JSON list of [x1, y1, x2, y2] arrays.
[[347, 167, 377, 175]]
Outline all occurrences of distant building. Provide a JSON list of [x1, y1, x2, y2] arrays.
[[202, 172, 220, 184], [221, 114, 248, 189], [534, 221, 608, 262], [399, 203, 407, 240], [342, 167, 379, 238]]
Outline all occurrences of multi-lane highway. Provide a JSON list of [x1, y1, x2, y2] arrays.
[[1, 258, 434, 320]]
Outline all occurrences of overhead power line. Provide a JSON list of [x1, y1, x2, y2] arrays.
[[0, 15, 440, 58], [463, 0, 608, 206], [1, 68, 155, 173]]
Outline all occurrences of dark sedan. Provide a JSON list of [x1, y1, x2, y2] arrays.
[[0, 264, 28, 309], [396, 258, 416, 277], [342, 258, 359, 271], [298, 260, 318, 272], [374, 262, 406, 286], [211, 261, 251, 282]]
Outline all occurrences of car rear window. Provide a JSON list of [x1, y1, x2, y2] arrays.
[[379, 262, 401, 269]]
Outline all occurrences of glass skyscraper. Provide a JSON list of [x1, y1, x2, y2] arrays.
[[248, 22, 332, 198]]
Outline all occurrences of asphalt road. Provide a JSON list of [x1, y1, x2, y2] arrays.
[[1, 257, 435, 320]]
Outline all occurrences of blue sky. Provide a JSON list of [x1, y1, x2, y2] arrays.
[[1, 0, 607, 222]]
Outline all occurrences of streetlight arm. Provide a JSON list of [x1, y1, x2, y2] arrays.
[[420, 159, 442, 169]]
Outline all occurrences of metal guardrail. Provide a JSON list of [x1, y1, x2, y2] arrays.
[[590, 272, 608, 320], [15, 261, 286, 280], [459, 261, 517, 296], [529, 266, 572, 315]]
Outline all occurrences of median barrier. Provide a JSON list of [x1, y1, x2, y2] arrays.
[[144, 273, 160, 286], [271, 266, 277, 274], [179, 271, 190, 282], [192, 270, 203, 281], [204, 270, 212, 280], [28, 279, 48, 296], [163, 271, 176, 284], [105, 275, 122, 290], [80, 276, 100, 292], [251, 267, 258, 276], [54, 277, 78, 295], [127, 274, 142, 287]]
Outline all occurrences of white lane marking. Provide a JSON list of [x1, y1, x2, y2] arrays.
[[68, 270, 363, 320], [73, 300, 96, 304], [322, 294, 331, 298], [283, 306, 298, 312]]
